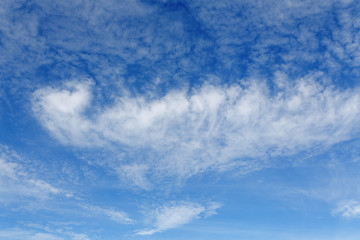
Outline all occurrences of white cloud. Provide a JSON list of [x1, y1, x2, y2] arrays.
[[333, 200, 360, 218], [136, 201, 221, 235], [32, 80, 100, 146], [32, 76, 360, 181]]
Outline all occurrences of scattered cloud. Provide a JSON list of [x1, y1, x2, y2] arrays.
[[136, 201, 221, 235], [333, 200, 360, 218], [2, 0, 360, 238], [116, 163, 152, 190], [2, 0, 359, 98]]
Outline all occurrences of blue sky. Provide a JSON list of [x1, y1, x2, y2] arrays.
[[1, 0, 360, 239]]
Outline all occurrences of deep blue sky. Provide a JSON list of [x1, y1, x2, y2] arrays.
[[1, 0, 360, 239]]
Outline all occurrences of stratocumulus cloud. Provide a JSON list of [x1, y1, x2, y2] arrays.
[[32, 75, 360, 181]]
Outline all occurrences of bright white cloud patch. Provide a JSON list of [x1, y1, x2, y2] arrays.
[[333, 200, 360, 218], [32, 75, 360, 180], [32, 81, 99, 146], [136, 201, 221, 235]]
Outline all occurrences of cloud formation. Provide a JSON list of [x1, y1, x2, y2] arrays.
[[82, 205, 134, 224], [1, 0, 360, 238], [136, 201, 221, 235], [0, 145, 61, 203], [32, 75, 360, 182], [2, 0, 359, 99], [0, 228, 91, 240], [333, 200, 360, 218]]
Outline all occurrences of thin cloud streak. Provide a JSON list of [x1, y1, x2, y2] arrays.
[[0, 228, 91, 240], [82, 205, 134, 224], [136, 201, 221, 236], [0, 145, 62, 203]]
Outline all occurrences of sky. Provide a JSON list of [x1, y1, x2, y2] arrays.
[[0, 0, 360, 239]]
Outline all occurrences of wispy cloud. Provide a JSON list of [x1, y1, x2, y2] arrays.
[[82, 205, 134, 224], [0, 145, 62, 203], [2, 0, 359, 98], [0, 229, 63, 240], [0, 228, 91, 240], [136, 201, 221, 235], [115, 163, 152, 190], [333, 200, 360, 218], [32, 75, 360, 182], [1, 0, 360, 239]]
